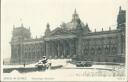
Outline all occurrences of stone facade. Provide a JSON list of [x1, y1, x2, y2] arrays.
[[10, 7, 126, 64]]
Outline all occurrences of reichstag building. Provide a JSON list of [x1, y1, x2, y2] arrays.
[[10, 7, 126, 64]]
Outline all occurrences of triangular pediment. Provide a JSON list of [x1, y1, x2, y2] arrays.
[[49, 27, 72, 36]]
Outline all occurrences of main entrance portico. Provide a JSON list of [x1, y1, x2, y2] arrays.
[[44, 35, 77, 59]]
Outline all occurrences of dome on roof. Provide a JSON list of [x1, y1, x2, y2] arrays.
[[60, 9, 90, 33]]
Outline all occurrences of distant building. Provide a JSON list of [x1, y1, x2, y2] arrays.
[[10, 7, 126, 64]]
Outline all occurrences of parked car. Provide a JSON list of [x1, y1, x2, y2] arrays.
[[71, 56, 93, 67], [75, 60, 93, 67]]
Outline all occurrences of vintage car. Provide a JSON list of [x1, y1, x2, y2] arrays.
[[71, 56, 93, 67], [75, 60, 93, 67]]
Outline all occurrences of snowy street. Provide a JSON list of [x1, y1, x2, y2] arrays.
[[3, 59, 125, 81]]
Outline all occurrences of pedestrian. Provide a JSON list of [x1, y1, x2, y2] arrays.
[[24, 63, 25, 67]]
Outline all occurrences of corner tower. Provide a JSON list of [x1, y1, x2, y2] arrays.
[[117, 6, 126, 30], [10, 24, 31, 64]]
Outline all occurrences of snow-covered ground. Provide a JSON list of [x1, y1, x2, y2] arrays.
[[2, 59, 126, 81], [3, 59, 69, 68]]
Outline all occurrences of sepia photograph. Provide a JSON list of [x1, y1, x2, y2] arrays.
[[1, 0, 128, 81]]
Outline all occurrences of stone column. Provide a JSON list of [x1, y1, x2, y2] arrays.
[[101, 38, 104, 56], [60, 40, 64, 58], [50, 41, 53, 58], [57, 40, 60, 58], [117, 34, 121, 55], [77, 36, 82, 56], [49, 41, 51, 58], [69, 39, 76, 57], [53, 40, 57, 59], [46, 41, 49, 58], [44, 41, 46, 57], [68, 39, 71, 58], [48, 41, 52, 58], [52, 41, 55, 58], [63, 40, 66, 58], [73, 38, 76, 56], [65, 39, 70, 58]]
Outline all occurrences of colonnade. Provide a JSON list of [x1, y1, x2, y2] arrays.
[[45, 38, 76, 59]]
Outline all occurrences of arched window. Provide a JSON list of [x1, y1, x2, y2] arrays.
[[105, 47, 109, 54], [98, 47, 101, 54], [91, 48, 95, 55], [83, 48, 86, 55], [95, 46, 98, 55], [112, 47, 116, 55]]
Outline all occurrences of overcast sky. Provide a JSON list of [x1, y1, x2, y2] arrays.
[[1, 0, 127, 59]]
